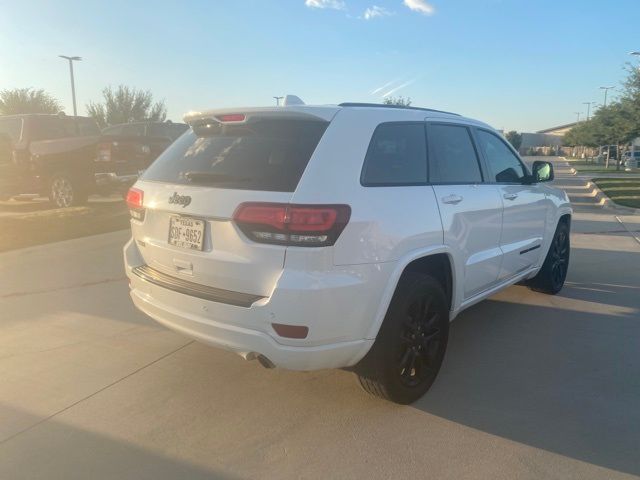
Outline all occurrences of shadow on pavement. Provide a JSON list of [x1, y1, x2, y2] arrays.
[[0, 404, 238, 480], [415, 291, 640, 476]]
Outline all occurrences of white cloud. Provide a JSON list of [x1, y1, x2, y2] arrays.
[[381, 77, 418, 97], [370, 78, 400, 95], [363, 5, 393, 20], [380, 75, 420, 98], [305, 0, 346, 10], [403, 0, 435, 15]]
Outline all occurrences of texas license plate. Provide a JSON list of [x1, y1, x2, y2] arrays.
[[168, 216, 205, 251]]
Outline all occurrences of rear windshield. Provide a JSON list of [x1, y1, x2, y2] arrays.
[[141, 119, 328, 192], [31, 117, 100, 140]]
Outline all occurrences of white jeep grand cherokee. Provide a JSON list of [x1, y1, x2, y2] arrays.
[[124, 102, 572, 404]]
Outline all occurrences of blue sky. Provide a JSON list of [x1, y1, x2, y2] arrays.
[[1, 0, 639, 131]]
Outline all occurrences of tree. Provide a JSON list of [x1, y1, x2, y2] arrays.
[[563, 65, 640, 168], [383, 96, 412, 107], [87, 85, 167, 127], [505, 131, 522, 151], [0, 88, 62, 115]]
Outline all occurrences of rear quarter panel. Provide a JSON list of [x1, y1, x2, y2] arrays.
[[291, 108, 444, 266]]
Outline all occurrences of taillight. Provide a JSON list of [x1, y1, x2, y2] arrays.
[[233, 203, 351, 247], [96, 143, 112, 162], [126, 188, 145, 221]]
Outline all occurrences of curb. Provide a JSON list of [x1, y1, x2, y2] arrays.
[[586, 180, 640, 215], [558, 158, 578, 175]]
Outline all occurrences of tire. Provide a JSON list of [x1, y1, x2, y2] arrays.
[[528, 221, 570, 295], [355, 272, 449, 404], [48, 173, 88, 208]]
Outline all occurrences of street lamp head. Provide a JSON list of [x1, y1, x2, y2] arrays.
[[599, 85, 614, 90], [59, 55, 82, 61]]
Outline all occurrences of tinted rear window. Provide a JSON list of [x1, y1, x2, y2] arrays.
[[141, 119, 328, 192], [31, 117, 100, 140]]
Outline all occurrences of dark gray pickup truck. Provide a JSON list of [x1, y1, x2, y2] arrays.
[[0, 114, 188, 207], [0, 114, 100, 207], [94, 121, 188, 194]]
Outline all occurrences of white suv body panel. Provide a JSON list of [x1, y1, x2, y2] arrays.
[[124, 104, 571, 370]]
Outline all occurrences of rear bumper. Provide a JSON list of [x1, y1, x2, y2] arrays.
[[124, 238, 389, 370], [130, 287, 372, 370]]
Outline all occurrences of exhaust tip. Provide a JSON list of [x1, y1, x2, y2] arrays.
[[257, 355, 275, 369]]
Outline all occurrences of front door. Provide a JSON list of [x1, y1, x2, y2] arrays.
[[475, 129, 549, 280], [427, 122, 504, 301]]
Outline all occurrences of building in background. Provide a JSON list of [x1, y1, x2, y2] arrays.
[[519, 122, 581, 156]]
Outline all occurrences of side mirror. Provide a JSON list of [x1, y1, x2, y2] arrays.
[[532, 160, 554, 183]]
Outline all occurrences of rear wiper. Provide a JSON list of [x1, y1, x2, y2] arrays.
[[182, 171, 251, 184]]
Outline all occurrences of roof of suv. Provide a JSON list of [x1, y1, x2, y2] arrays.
[[338, 102, 460, 116], [184, 103, 493, 130], [106, 121, 188, 127], [0, 113, 94, 120]]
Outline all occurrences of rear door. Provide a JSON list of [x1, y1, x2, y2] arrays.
[[131, 111, 334, 296], [475, 128, 549, 280], [427, 122, 504, 300]]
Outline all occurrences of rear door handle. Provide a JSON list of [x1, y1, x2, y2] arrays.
[[442, 194, 463, 204], [503, 193, 518, 201]]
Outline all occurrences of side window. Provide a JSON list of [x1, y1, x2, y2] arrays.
[[32, 118, 68, 140], [120, 123, 145, 136], [477, 130, 527, 183], [102, 125, 123, 136], [428, 124, 482, 184], [361, 123, 427, 186], [0, 118, 22, 142]]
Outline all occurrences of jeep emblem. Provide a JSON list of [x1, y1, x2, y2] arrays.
[[168, 192, 191, 208]]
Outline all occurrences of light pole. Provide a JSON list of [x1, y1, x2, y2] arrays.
[[574, 112, 582, 123], [599, 86, 614, 108], [582, 102, 595, 120], [273, 96, 283, 106], [59, 55, 82, 116]]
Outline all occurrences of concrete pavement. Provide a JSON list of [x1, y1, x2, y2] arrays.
[[0, 159, 639, 479]]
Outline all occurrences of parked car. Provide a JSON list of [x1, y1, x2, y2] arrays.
[[0, 113, 100, 207], [94, 121, 188, 193], [123, 102, 572, 404], [622, 150, 640, 169]]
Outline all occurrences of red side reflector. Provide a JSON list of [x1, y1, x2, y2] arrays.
[[126, 188, 144, 209], [215, 113, 246, 122], [272, 323, 309, 339]]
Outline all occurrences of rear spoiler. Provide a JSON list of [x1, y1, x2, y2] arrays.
[[184, 106, 340, 126]]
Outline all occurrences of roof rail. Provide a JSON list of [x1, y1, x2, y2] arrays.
[[338, 102, 460, 116]]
